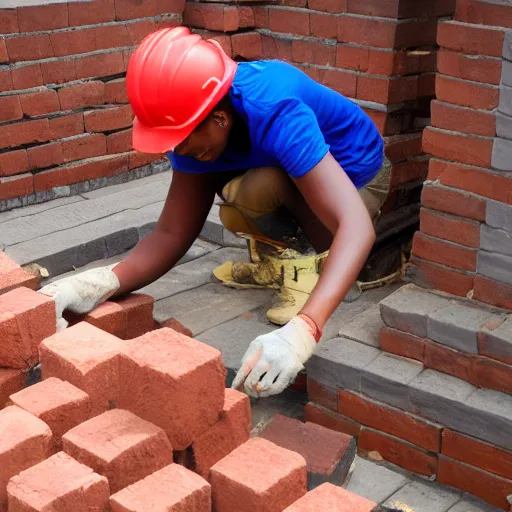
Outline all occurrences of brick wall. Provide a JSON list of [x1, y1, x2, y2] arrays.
[[406, 0, 512, 311], [0, 0, 183, 212]]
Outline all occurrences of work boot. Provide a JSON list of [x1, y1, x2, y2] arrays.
[[372, 504, 415, 512]]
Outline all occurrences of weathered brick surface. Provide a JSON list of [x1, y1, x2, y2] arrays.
[[479, 316, 512, 365], [110, 464, 211, 512], [210, 438, 307, 512], [0, 252, 38, 294], [62, 409, 173, 494], [118, 328, 226, 450], [7, 451, 110, 512], [303, 402, 362, 437], [0, 369, 24, 409]]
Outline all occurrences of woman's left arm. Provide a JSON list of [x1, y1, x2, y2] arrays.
[[294, 151, 376, 330]]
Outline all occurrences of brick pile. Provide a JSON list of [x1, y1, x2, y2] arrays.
[[0, 0, 179, 212], [0, 249, 379, 512], [407, 0, 512, 310]]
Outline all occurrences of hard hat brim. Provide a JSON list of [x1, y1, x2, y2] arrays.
[[131, 117, 194, 154]]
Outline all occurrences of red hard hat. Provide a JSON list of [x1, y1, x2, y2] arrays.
[[127, 27, 237, 154]]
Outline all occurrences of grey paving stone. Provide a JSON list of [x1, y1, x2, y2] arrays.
[[153, 282, 272, 336], [384, 480, 461, 512], [502, 59, 512, 87], [464, 388, 512, 451], [504, 30, 512, 61], [139, 247, 247, 301], [409, 369, 476, 432], [477, 250, 512, 286], [448, 497, 503, 512], [499, 84, 512, 116], [338, 304, 383, 347], [380, 284, 451, 337], [492, 137, 512, 172], [496, 112, 512, 141], [360, 352, 423, 410], [427, 304, 495, 354], [200, 203, 246, 248], [196, 308, 275, 384], [486, 200, 512, 232], [481, 224, 512, 257], [481, 315, 512, 364], [346, 456, 409, 504], [306, 337, 380, 392]]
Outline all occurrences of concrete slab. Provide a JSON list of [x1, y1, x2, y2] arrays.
[[480, 224, 512, 257], [482, 315, 512, 364], [486, 199, 512, 232], [338, 304, 383, 348], [384, 480, 461, 512], [496, 112, 512, 141], [448, 497, 503, 512], [477, 250, 512, 286], [346, 456, 409, 503]]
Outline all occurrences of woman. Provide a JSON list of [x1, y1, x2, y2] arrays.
[[41, 27, 391, 399]]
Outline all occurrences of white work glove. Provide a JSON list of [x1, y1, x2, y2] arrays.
[[232, 316, 317, 398], [39, 265, 120, 331]]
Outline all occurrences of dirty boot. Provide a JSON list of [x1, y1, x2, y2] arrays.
[[372, 503, 415, 512]]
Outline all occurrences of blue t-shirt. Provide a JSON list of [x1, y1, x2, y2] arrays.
[[169, 60, 383, 189]]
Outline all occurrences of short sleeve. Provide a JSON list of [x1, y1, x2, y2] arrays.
[[250, 99, 330, 179]]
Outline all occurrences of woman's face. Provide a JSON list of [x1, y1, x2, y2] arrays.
[[174, 109, 232, 163]]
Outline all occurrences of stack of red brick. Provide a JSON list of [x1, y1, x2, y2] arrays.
[[0, 250, 378, 511], [410, 0, 512, 310], [0, 0, 179, 209]]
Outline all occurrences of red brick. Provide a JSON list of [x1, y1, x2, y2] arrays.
[[17, 3, 69, 32], [10, 377, 92, 450], [251, 5, 268, 28], [40, 58, 77, 85], [384, 134, 423, 163], [128, 151, 163, 170], [367, 49, 397, 75], [338, 15, 396, 48], [185, 3, 240, 32], [118, 328, 226, 450], [433, 159, 512, 206], [437, 20, 505, 57], [232, 32, 263, 60], [269, 7, 310, 36], [84, 105, 133, 133], [359, 428, 437, 476], [34, 153, 128, 192], [0, 369, 24, 409], [0, 252, 38, 294], [75, 51, 126, 80], [49, 113, 85, 139], [418, 72, 436, 97], [8, 451, 110, 512], [431, 100, 496, 138], [0, 287, 55, 369], [379, 327, 426, 361], [62, 133, 107, 162], [357, 74, 417, 104], [211, 437, 307, 512], [104, 78, 128, 104], [345, 0, 400, 17], [28, 142, 64, 170], [6, 34, 54, 62], [0, 68, 13, 92], [0, 406, 53, 509], [442, 429, 512, 480], [0, 94, 22, 123], [19, 88, 60, 118], [58, 81, 105, 111], [157, 318, 192, 337], [474, 276, 512, 310], [304, 402, 361, 437], [109, 293, 153, 339], [309, 0, 346, 12], [0, 9, 19, 34], [413, 232, 477, 272], [284, 483, 375, 512], [436, 74, 499, 111], [438, 49, 502, 86], [124, 19, 156, 45], [107, 128, 132, 154], [421, 182, 486, 221], [114, 0, 184, 21], [389, 158, 428, 187], [292, 39, 336, 66], [455, 0, 512, 29], [0, 149, 28, 177], [310, 12, 338, 39], [306, 378, 337, 411], [473, 356, 512, 394], [320, 68, 357, 97], [49, 28, 97, 58], [11, 63, 44, 90], [0, 173, 33, 200], [423, 126, 493, 168], [68, 0, 115, 26], [348, 0, 455, 18], [63, 409, 173, 493], [437, 455, 511, 510], [420, 208, 480, 248], [261, 34, 292, 60], [110, 463, 210, 512], [40, 322, 123, 414], [424, 339, 476, 384], [336, 44, 369, 71], [0, 118, 51, 151], [192, 389, 251, 478], [338, 388, 440, 451]]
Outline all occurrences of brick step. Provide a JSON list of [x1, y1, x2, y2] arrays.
[[379, 284, 512, 394]]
